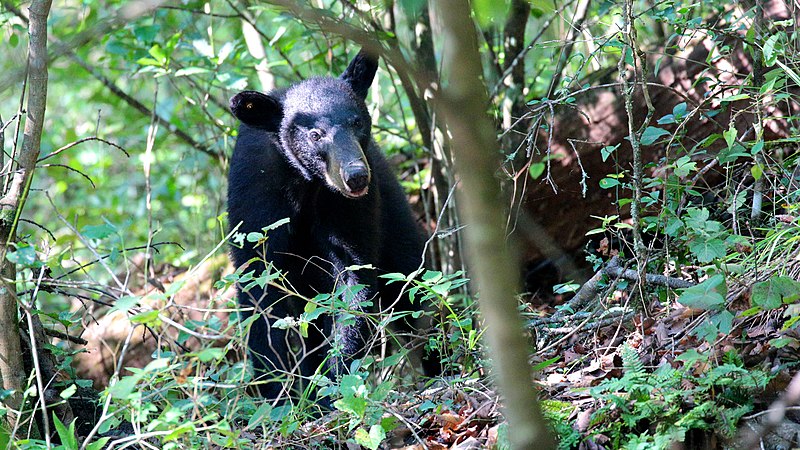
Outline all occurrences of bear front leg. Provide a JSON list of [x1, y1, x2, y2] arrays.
[[319, 241, 377, 377], [239, 286, 302, 400]]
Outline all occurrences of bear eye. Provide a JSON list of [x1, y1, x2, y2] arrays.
[[309, 130, 322, 141]]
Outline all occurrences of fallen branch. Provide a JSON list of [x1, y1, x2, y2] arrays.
[[566, 256, 694, 314], [738, 370, 800, 449], [604, 257, 694, 289]]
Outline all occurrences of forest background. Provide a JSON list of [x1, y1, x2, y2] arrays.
[[1, 0, 799, 449]]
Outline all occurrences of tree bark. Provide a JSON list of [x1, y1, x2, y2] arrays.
[[430, 1, 555, 448], [0, 0, 53, 432]]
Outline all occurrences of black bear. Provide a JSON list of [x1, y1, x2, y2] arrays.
[[228, 50, 437, 400]]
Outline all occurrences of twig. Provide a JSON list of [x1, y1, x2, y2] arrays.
[[566, 256, 693, 313], [490, 0, 578, 97], [619, 0, 651, 298], [603, 257, 694, 289], [41, 327, 87, 346], [37, 136, 129, 162], [738, 371, 800, 449], [546, 0, 592, 97]]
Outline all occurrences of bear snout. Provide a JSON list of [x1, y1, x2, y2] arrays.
[[341, 161, 370, 197]]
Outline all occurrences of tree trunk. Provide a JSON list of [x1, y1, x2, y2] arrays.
[[0, 0, 53, 434], [430, 1, 555, 448]]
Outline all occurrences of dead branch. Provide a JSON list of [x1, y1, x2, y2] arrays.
[[567, 256, 694, 313]]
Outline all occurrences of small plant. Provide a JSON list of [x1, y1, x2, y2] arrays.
[[583, 345, 771, 449]]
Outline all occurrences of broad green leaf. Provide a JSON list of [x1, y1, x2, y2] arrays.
[[723, 125, 738, 149], [248, 402, 273, 428], [673, 155, 696, 178], [130, 309, 160, 325], [640, 126, 670, 145], [6, 244, 38, 266], [109, 296, 139, 314], [528, 162, 545, 180], [109, 374, 143, 399], [197, 347, 225, 362], [712, 310, 734, 334], [770, 337, 798, 348], [82, 223, 116, 240], [751, 276, 800, 310], [678, 275, 726, 310], [763, 33, 782, 66], [148, 44, 167, 65], [717, 142, 749, 163], [60, 384, 77, 400], [599, 178, 621, 189], [355, 425, 386, 450], [333, 396, 366, 418], [472, 0, 509, 26], [751, 163, 763, 181], [689, 238, 727, 263], [600, 144, 619, 162]]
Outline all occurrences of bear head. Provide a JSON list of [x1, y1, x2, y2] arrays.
[[230, 50, 379, 199]]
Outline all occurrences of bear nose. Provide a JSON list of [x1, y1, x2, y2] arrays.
[[342, 161, 370, 194]]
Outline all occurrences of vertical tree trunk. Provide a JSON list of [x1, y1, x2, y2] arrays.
[[0, 0, 53, 432], [430, 1, 555, 449]]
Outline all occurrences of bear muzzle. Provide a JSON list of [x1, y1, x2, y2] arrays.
[[340, 161, 370, 198]]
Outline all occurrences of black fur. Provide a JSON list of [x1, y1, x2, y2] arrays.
[[228, 50, 436, 400]]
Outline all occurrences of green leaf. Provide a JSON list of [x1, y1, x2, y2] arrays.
[[750, 163, 763, 181], [672, 102, 687, 118], [600, 144, 619, 162], [84, 438, 110, 450], [398, 0, 426, 18], [174, 67, 210, 77], [60, 384, 77, 400], [693, 317, 721, 343], [678, 275, 727, 310], [599, 178, 621, 189], [472, 0, 509, 26], [640, 126, 670, 145], [148, 44, 167, 65], [532, 356, 561, 371], [52, 413, 79, 450], [130, 309, 160, 325], [717, 142, 749, 163], [751, 276, 800, 310], [371, 381, 394, 402], [770, 337, 798, 348], [719, 93, 750, 103], [197, 347, 225, 362], [82, 223, 116, 240], [673, 155, 696, 178], [263, 217, 290, 232], [689, 238, 727, 263], [712, 310, 734, 334], [109, 296, 139, 314], [763, 33, 782, 67], [354, 425, 386, 450], [723, 125, 738, 149], [248, 402, 273, 428], [528, 162, 545, 180], [7, 244, 38, 267], [333, 396, 366, 418], [109, 374, 143, 399]]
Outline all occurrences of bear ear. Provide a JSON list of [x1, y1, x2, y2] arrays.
[[230, 90, 283, 131], [340, 49, 378, 99]]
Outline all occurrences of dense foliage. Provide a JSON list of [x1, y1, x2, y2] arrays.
[[1, 0, 800, 448]]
